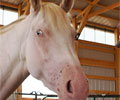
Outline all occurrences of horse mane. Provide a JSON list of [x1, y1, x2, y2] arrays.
[[0, 16, 26, 35]]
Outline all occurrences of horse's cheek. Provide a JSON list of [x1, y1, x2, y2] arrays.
[[25, 41, 43, 79]]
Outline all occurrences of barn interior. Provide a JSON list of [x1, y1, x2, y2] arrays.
[[0, 0, 120, 100]]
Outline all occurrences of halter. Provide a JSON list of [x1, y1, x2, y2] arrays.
[[75, 33, 80, 40]]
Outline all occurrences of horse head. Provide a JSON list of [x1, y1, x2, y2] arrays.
[[25, 0, 89, 100]]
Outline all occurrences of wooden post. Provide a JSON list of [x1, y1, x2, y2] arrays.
[[114, 29, 119, 44], [16, 85, 22, 100], [75, 41, 79, 57], [115, 47, 120, 100], [72, 17, 77, 30], [24, 0, 30, 15], [18, 4, 22, 17]]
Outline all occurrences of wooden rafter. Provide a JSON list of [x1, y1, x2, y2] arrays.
[[72, 8, 82, 13], [84, 0, 120, 12], [77, 0, 100, 34], [87, 21, 115, 31], [0, 1, 18, 9], [88, 2, 120, 18], [72, 18, 77, 29]]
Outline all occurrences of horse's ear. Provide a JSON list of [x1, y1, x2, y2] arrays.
[[31, 0, 41, 12], [60, 0, 74, 13]]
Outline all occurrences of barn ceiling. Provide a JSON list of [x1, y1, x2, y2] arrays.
[[0, 0, 120, 35]]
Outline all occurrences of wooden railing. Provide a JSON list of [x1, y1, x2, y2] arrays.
[[75, 40, 120, 95]]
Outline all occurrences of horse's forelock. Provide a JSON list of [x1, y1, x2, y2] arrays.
[[38, 3, 72, 33]]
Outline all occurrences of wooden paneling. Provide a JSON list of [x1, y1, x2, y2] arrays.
[[79, 57, 115, 69], [78, 40, 115, 49], [90, 90, 117, 95], [77, 40, 119, 95], [75, 41, 79, 56], [79, 44, 115, 54], [87, 75, 116, 81]]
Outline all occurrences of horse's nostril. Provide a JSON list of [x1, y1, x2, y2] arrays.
[[67, 80, 73, 94]]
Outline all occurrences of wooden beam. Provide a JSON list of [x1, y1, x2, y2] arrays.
[[79, 44, 115, 54], [78, 39, 115, 48], [88, 2, 120, 18], [72, 17, 77, 30], [90, 90, 117, 95], [114, 29, 119, 44], [79, 57, 115, 69], [18, 4, 22, 16], [16, 85, 22, 100], [87, 75, 116, 81], [0, 1, 18, 9], [76, 8, 88, 18], [77, 0, 100, 18], [115, 48, 120, 95], [84, 0, 120, 12], [86, 21, 115, 31], [0, 25, 4, 27], [77, 0, 100, 34], [72, 8, 82, 13]]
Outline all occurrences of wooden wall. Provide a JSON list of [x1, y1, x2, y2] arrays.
[[76, 40, 120, 100]]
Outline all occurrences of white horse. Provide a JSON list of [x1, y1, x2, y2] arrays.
[[0, 0, 89, 100]]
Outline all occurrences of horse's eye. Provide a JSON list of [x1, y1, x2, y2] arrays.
[[37, 30, 42, 36]]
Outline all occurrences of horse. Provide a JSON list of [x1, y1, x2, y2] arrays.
[[0, 0, 89, 100]]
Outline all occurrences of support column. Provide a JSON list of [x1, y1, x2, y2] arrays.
[[16, 85, 22, 100], [115, 47, 120, 100], [72, 17, 77, 30], [114, 28, 119, 44]]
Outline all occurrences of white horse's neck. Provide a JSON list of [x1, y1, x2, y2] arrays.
[[0, 16, 31, 100]]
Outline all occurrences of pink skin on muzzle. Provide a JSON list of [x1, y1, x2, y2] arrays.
[[57, 65, 89, 100]]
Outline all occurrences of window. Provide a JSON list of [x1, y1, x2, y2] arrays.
[[95, 29, 106, 44], [84, 27, 95, 42], [106, 31, 115, 45], [0, 8, 3, 24], [0, 7, 18, 25], [79, 26, 115, 46]]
